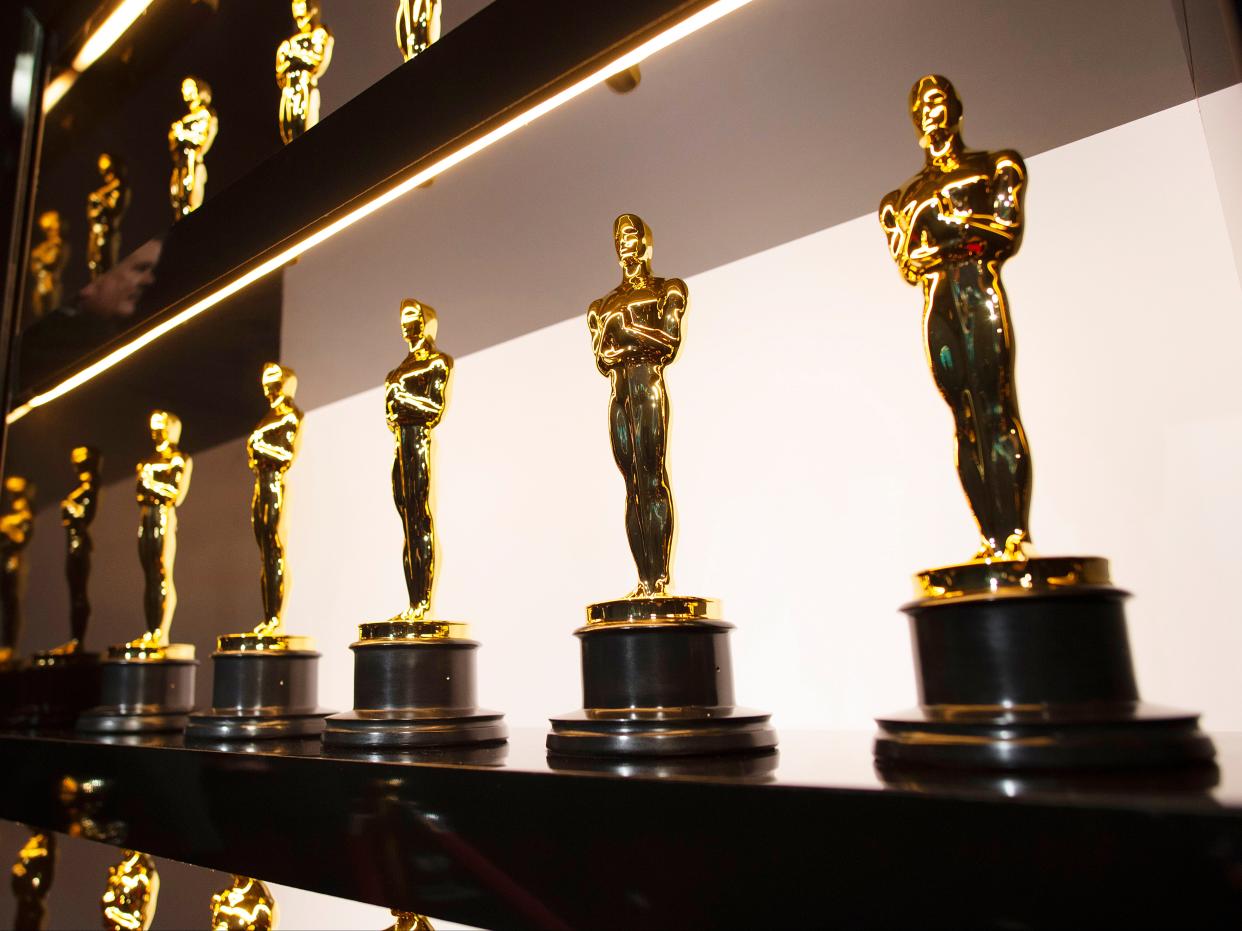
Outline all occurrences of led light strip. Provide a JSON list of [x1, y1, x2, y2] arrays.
[[9, 0, 754, 425], [43, 0, 157, 112]]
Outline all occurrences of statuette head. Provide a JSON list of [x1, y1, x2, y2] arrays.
[[37, 210, 61, 235], [909, 74, 962, 152], [260, 361, 298, 404], [3, 476, 30, 497], [613, 213, 652, 280], [181, 75, 210, 106], [399, 298, 438, 349], [71, 445, 102, 476], [291, 0, 318, 30], [148, 410, 182, 446]]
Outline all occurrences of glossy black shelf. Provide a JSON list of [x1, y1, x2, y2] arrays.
[[2, 729, 1241, 929]]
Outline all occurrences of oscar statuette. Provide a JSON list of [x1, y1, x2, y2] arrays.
[[395, 0, 440, 62], [872, 75, 1214, 769], [210, 875, 277, 930], [19, 447, 104, 727], [79, 411, 198, 733], [0, 476, 33, 722], [101, 850, 158, 931], [323, 300, 505, 749], [277, 0, 334, 144], [11, 830, 55, 931], [86, 153, 130, 279], [28, 211, 68, 318], [188, 363, 332, 740], [547, 215, 776, 757], [169, 76, 218, 221]]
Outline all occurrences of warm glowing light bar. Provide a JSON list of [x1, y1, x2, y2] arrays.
[[42, 0, 156, 113], [9, 0, 754, 425]]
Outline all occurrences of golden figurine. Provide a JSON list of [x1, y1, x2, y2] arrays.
[[55, 446, 102, 654], [396, 0, 441, 62], [86, 153, 130, 279], [0, 476, 35, 666], [29, 210, 68, 317], [168, 76, 218, 221], [880, 74, 1032, 565], [209, 875, 277, 931], [386, 300, 451, 621], [11, 830, 56, 931], [276, 0, 334, 144], [101, 850, 159, 931], [131, 411, 192, 653], [387, 912, 434, 931], [248, 363, 303, 637], [588, 214, 690, 603]]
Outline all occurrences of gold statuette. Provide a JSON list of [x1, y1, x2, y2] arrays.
[[169, 76, 218, 220], [277, 0, 334, 144], [87, 153, 130, 279], [101, 850, 159, 931], [210, 875, 277, 931], [385, 299, 452, 626], [587, 214, 715, 622], [29, 210, 68, 317], [58, 446, 102, 653], [125, 411, 193, 658], [11, 830, 56, 931], [396, 0, 441, 62], [387, 911, 434, 931], [878, 74, 1105, 599], [0, 476, 35, 666]]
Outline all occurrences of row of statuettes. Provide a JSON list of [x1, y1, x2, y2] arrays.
[[0, 74, 1216, 772]]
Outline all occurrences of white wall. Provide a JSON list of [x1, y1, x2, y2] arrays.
[[282, 97, 1242, 748]]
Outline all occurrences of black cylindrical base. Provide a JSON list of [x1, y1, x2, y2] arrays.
[[16, 652, 103, 729], [321, 638, 506, 749], [548, 620, 777, 757], [186, 650, 332, 740], [874, 588, 1215, 770], [77, 658, 198, 734]]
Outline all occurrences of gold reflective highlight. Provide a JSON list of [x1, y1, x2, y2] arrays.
[[0, 476, 34, 666], [396, 0, 441, 62], [87, 152, 130, 279], [277, 0, 334, 144], [169, 76, 218, 220], [29, 210, 67, 318], [8, 0, 755, 426], [101, 850, 159, 931], [11, 830, 55, 931], [388, 911, 435, 931], [55, 445, 102, 653], [210, 875, 277, 931]]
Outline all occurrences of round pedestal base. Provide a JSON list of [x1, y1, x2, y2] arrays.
[[17, 652, 102, 729], [77, 656, 197, 734], [321, 636, 506, 749], [548, 617, 776, 758], [875, 585, 1214, 770], [187, 648, 331, 741]]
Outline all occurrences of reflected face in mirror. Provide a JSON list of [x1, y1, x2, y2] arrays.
[[78, 239, 161, 320], [910, 74, 961, 152], [399, 299, 436, 349], [261, 362, 297, 404], [149, 410, 182, 446], [613, 214, 652, 281]]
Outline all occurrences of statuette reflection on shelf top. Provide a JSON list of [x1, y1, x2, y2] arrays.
[[277, 0, 334, 144], [169, 76, 218, 220]]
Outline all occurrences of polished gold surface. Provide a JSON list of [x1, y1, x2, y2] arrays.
[[101, 850, 159, 931], [588, 214, 694, 604], [395, 0, 441, 62], [169, 76, 218, 220], [129, 410, 192, 653], [880, 75, 1032, 563], [358, 620, 468, 642], [0, 476, 34, 666], [87, 152, 130, 279], [11, 831, 56, 931], [55, 445, 102, 654], [248, 362, 303, 637], [277, 0, 334, 144], [216, 632, 315, 652], [387, 911, 434, 931], [913, 555, 1112, 603], [385, 299, 451, 623], [210, 875, 277, 931], [29, 210, 68, 317], [586, 595, 720, 624]]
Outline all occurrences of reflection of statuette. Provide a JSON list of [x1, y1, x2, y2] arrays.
[[87, 153, 130, 279], [58, 446, 102, 653], [0, 476, 34, 666], [277, 0, 334, 144], [168, 76, 218, 220], [395, 0, 441, 62], [131, 411, 193, 654], [101, 850, 159, 931], [387, 911, 434, 931], [11, 830, 55, 931], [210, 875, 277, 931], [547, 216, 775, 758], [29, 210, 68, 317], [872, 75, 1214, 772]]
